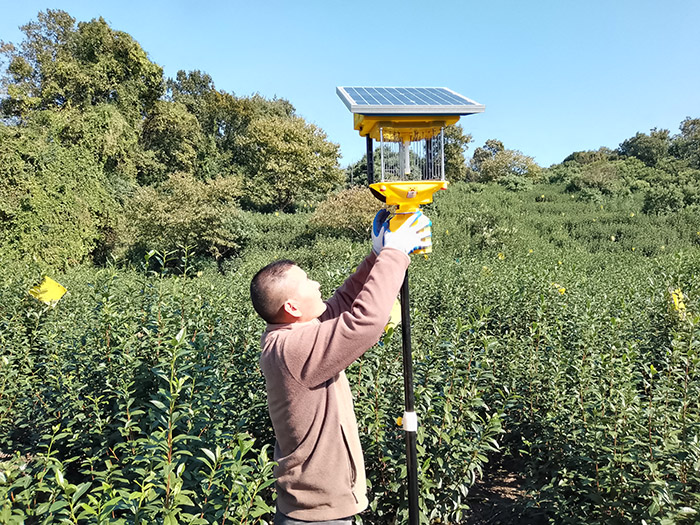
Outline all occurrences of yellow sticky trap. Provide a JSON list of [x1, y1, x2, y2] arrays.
[[28, 276, 67, 306], [384, 298, 402, 333]]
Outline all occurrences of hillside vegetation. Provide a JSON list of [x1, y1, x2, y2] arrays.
[[1, 9, 700, 525]]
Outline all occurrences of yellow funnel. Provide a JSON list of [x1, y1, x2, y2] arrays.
[[370, 181, 448, 253]]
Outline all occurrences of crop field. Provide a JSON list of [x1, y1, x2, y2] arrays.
[[0, 9, 698, 524], [1, 182, 699, 524]]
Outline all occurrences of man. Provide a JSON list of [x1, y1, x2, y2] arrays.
[[250, 210, 431, 524]]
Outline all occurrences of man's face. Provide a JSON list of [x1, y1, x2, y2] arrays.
[[283, 265, 327, 322]]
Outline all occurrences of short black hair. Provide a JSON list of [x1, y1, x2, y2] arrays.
[[250, 259, 297, 323]]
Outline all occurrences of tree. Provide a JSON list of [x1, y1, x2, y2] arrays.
[[0, 10, 75, 117], [50, 104, 141, 185], [167, 70, 216, 117], [0, 119, 117, 268], [345, 154, 371, 188], [469, 139, 541, 182], [167, 69, 223, 139], [1, 10, 164, 123], [470, 139, 504, 175], [443, 124, 473, 182], [562, 147, 618, 165], [139, 100, 203, 184], [618, 128, 671, 167], [167, 70, 299, 181], [670, 117, 700, 169], [236, 115, 344, 211], [170, 78, 296, 157]]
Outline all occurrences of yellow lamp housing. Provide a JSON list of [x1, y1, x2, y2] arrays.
[[370, 180, 448, 241], [371, 180, 448, 254]]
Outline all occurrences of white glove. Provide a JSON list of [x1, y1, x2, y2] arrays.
[[382, 211, 432, 255], [372, 209, 391, 255]]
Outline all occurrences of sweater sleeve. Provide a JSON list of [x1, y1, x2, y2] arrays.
[[282, 248, 409, 388], [320, 252, 377, 321]]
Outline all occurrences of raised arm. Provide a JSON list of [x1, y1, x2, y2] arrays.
[[283, 248, 408, 387], [320, 252, 378, 320], [275, 211, 432, 388]]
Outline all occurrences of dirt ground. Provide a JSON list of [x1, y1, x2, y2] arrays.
[[461, 456, 548, 524]]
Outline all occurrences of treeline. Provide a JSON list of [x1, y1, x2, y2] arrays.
[[414, 119, 700, 207], [542, 119, 700, 215], [0, 10, 344, 268], [1, 10, 699, 270], [342, 118, 700, 214]]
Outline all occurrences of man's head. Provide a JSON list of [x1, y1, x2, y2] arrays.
[[250, 260, 327, 324]]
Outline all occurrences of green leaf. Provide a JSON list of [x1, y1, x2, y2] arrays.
[[55, 469, 66, 488], [79, 502, 98, 516], [72, 482, 92, 504], [150, 399, 167, 410], [49, 499, 69, 512], [174, 493, 195, 507], [201, 448, 217, 464]]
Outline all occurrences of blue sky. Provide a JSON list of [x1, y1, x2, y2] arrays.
[[1, 0, 699, 167]]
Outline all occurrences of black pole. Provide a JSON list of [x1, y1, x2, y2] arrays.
[[366, 135, 374, 185], [400, 269, 419, 525]]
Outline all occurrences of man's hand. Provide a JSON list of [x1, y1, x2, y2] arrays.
[[372, 209, 391, 255], [382, 211, 432, 255]]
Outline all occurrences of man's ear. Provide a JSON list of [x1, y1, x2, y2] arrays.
[[283, 300, 302, 319]]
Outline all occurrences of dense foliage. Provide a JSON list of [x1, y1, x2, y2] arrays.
[[2, 181, 700, 524], [0, 10, 343, 270], [2, 8, 700, 525]]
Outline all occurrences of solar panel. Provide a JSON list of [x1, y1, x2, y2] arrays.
[[336, 86, 484, 115]]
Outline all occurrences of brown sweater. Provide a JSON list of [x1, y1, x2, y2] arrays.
[[259, 248, 410, 521]]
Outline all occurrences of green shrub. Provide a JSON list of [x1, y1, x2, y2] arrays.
[[566, 160, 626, 196], [498, 173, 534, 191], [471, 141, 542, 183], [309, 186, 382, 239], [0, 122, 118, 270], [643, 184, 687, 214], [2, 182, 700, 524], [119, 172, 251, 264]]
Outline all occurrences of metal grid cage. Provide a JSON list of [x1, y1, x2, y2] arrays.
[[378, 127, 445, 182]]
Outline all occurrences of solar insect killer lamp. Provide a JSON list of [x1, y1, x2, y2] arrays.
[[336, 86, 484, 525], [336, 87, 484, 242]]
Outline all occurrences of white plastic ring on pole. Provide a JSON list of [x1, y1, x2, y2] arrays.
[[403, 411, 418, 432]]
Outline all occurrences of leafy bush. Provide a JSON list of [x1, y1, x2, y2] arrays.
[[119, 172, 251, 263], [470, 140, 542, 183], [2, 182, 700, 524], [309, 186, 382, 239], [643, 184, 687, 214], [566, 160, 627, 197], [236, 115, 344, 212], [498, 173, 534, 191], [0, 121, 118, 269], [0, 263, 276, 523]]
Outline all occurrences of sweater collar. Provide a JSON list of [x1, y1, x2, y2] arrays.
[[264, 317, 321, 333]]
